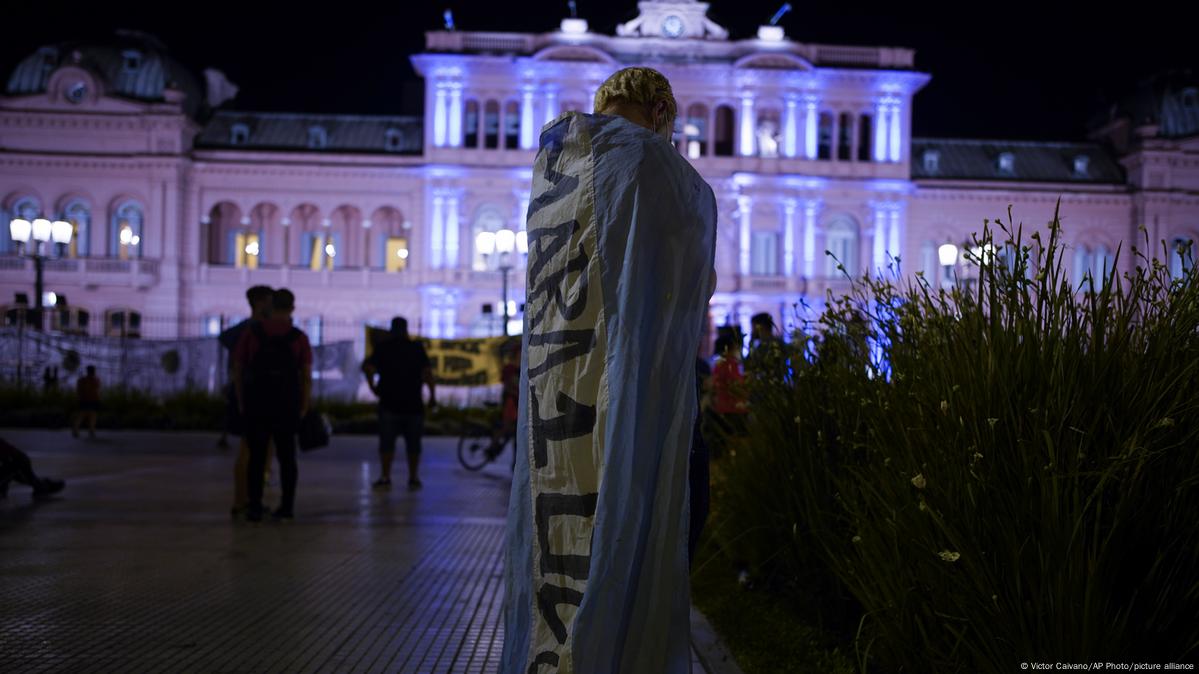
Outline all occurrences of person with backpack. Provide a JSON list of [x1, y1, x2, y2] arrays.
[[233, 288, 312, 522]]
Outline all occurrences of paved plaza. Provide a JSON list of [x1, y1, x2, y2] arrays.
[[0, 430, 712, 673]]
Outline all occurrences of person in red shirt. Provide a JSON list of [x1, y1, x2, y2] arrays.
[[233, 288, 313, 522], [71, 365, 101, 439], [708, 333, 748, 457]]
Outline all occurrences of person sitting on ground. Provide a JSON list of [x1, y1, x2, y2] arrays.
[[0, 437, 65, 500], [71, 365, 100, 439], [361, 316, 436, 489]]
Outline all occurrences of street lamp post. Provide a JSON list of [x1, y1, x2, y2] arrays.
[[9, 217, 73, 330], [476, 228, 528, 336]]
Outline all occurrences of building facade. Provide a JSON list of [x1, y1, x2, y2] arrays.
[[2, 1, 1198, 350]]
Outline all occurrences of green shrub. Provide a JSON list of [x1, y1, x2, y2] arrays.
[[722, 207, 1199, 672]]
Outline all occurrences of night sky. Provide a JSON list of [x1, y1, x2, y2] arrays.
[[3, 1, 1193, 142]]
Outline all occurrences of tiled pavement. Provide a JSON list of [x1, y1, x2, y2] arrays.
[[0, 430, 708, 673]]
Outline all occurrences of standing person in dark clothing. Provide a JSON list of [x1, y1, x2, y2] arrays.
[[219, 285, 274, 517], [233, 288, 312, 522], [71, 365, 100, 439], [361, 316, 436, 489]]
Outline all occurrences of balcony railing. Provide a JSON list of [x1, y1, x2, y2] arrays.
[[0, 256, 160, 288]]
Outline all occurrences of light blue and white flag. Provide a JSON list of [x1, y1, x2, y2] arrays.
[[502, 111, 717, 674]]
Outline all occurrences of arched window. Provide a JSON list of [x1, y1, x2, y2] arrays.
[[713, 105, 735, 157], [4, 196, 41, 254], [483, 101, 500, 149], [464, 100, 480, 148], [837, 112, 854, 160], [825, 218, 858, 277], [1072, 246, 1092, 287], [857, 115, 873, 162], [230, 123, 250, 146], [1091, 244, 1112, 284], [121, 50, 143, 73], [232, 229, 261, 269], [111, 201, 144, 260], [504, 101, 520, 149], [60, 199, 91, 258], [817, 112, 833, 160], [920, 240, 939, 284], [755, 107, 781, 158], [303, 231, 340, 270], [684, 103, 708, 158], [1169, 237, 1193, 280], [472, 206, 507, 271], [307, 125, 328, 150]]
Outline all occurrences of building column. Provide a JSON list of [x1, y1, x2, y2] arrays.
[[874, 101, 889, 162], [889, 101, 902, 162], [888, 206, 902, 273], [445, 193, 460, 268], [804, 99, 818, 160], [448, 86, 463, 148], [738, 196, 752, 276], [783, 97, 798, 158], [433, 85, 448, 147], [803, 200, 818, 277], [520, 88, 536, 150], [783, 200, 797, 276], [543, 88, 559, 127], [739, 94, 755, 157], [430, 195, 445, 268], [872, 205, 889, 274]]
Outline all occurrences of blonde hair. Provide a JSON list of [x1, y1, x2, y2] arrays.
[[593, 67, 678, 127]]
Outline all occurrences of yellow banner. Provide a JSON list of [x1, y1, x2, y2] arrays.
[[365, 327, 518, 386]]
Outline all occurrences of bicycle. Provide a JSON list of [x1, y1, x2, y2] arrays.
[[456, 404, 517, 472]]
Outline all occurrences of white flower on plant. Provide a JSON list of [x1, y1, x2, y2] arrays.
[[911, 473, 927, 489], [852, 535, 862, 544], [973, 452, 984, 463], [987, 418, 998, 429], [940, 400, 949, 414], [938, 550, 960, 562]]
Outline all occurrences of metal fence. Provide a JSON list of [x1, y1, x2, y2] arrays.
[[0, 314, 365, 400]]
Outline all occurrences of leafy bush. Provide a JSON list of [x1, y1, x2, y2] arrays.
[[720, 208, 1199, 672]]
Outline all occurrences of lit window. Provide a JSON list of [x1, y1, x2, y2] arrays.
[[235, 232, 260, 269], [1091, 245, 1112, 283], [997, 152, 1015, 175], [308, 125, 328, 150], [112, 202, 144, 260], [231, 123, 250, 145], [60, 200, 91, 258], [306, 233, 337, 270], [386, 237, 409, 272], [923, 149, 940, 174]]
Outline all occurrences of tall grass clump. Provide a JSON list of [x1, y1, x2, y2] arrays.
[[719, 207, 1199, 672]]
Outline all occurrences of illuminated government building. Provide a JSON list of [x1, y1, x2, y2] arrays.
[[2, 0, 1197, 347]]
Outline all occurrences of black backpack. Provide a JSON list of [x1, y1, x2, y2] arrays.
[[246, 323, 301, 413]]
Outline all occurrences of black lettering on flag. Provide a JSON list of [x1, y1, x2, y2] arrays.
[[536, 492, 599, 580], [526, 651, 560, 674], [526, 329, 596, 380], [527, 237, 590, 333], [527, 219, 578, 289], [535, 582, 585, 645], [529, 387, 597, 469]]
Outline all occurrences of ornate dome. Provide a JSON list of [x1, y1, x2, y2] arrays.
[[4, 29, 206, 117]]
